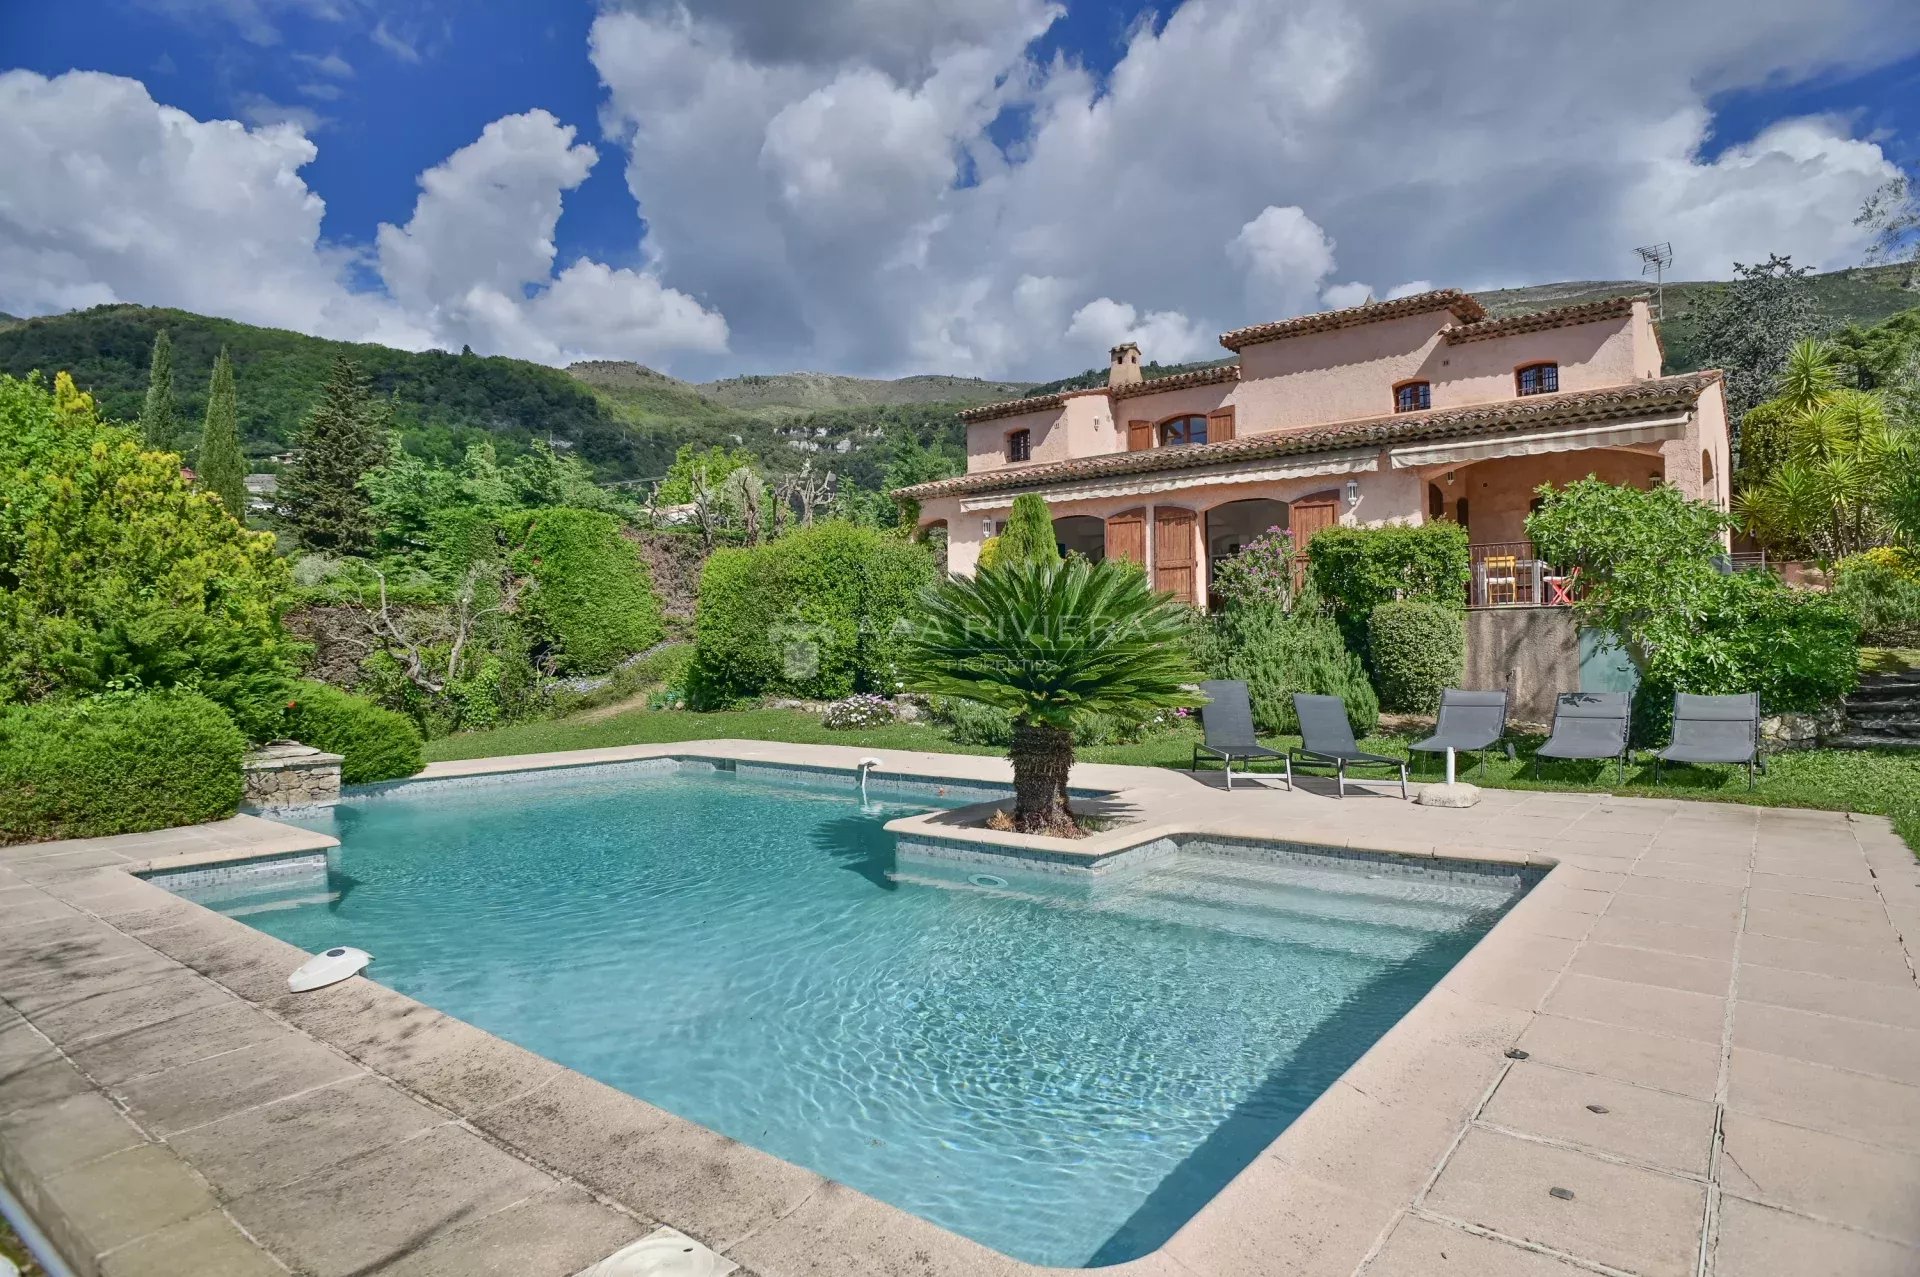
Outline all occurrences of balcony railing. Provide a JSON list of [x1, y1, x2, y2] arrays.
[[1468, 540, 1578, 609]]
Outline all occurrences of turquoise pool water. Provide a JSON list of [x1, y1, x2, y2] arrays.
[[169, 763, 1525, 1267]]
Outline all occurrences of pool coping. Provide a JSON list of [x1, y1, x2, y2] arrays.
[[4, 739, 1918, 1277]]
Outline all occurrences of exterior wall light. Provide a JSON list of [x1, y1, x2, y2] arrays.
[[1345, 478, 1360, 507]]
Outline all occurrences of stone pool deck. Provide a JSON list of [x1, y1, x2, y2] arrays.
[[0, 740, 1916, 1277]]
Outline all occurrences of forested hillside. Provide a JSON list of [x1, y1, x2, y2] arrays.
[[4, 263, 1912, 491]]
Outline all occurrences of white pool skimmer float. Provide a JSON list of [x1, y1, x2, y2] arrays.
[[287, 946, 372, 993]]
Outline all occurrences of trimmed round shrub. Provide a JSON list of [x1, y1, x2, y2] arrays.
[[505, 508, 665, 676], [1367, 600, 1466, 713], [0, 692, 245, 843], [688, 521, 938, 707], [286, 680, 424, 784]]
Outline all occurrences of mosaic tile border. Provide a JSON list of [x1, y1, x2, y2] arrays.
[[346, 753, 1090, 809], [139, 849, 330, 892], [895, 831, 1178, 875], [1177, 834, 1545, 890]]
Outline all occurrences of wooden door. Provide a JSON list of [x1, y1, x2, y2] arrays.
[[1153, 506, 1198, 604], [1106, 508, 1146, 566], [1289, 490, 1340, 546]]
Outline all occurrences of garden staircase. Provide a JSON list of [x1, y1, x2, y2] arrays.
[[1831, 670, 1920, 750]]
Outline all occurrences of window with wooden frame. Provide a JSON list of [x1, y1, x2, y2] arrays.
[[1393, 380, 1431, 413], [1005, 428, 1031, 462], [1158, 414, 1208, 447], [1515, 363, 1559, 396]]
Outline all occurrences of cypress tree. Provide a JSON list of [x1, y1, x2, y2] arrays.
[[995, 493, 1062, 568], [280, 356, 389, 553], [196, 347, 248, 519], [139, 329, 178, 451]]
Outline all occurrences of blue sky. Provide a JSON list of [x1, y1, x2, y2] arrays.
[[3, 1, 1917, 379]]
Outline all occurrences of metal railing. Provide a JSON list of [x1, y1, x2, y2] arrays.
[[1468, 540, 1577, 609]]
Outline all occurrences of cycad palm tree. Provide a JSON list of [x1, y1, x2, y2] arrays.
[[899, 556, 1199, 835]]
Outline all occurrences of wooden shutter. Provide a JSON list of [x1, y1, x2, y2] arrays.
[[1106, 508, 1146, 565], [1207, 406, 1236, 444], [1126, 419, 1154, 451], [1153, 507, 1198, 604]]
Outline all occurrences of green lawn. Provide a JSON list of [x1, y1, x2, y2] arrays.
[[425, 706, 1920, 853]]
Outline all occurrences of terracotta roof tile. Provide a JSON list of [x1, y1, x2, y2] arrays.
[[1110, 362, 1240, 400], [894, 371, 1720, 502], [1444, 294, 1646, 344], [1218, 289, 1487, 352], [955, 386, 1106, 424]]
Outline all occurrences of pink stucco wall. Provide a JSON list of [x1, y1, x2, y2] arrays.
[[1434, 303, 1655, 406], [1233, 311, 1454, 433], [1110, 380, 1236, 432], [964, 394, 1114, 472]]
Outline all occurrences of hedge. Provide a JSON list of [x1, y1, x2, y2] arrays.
[[688, 521, 938, 706], [505, 508, 665, 676], [1368, 600, 1465, 713], [0, 691, 245, 843], [286, 680, 425, 784], [1305, 523, 1470, 656]]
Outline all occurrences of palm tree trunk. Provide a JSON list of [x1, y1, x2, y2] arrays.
[[1008, 722, 1076, 836]]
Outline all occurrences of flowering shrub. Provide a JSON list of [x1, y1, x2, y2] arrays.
[[1210, 527, 1295, 612], [823, 693, 895, 730]]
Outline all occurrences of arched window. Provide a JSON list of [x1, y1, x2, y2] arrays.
[[1005, 429, 1031, 462], [1428, 483, 1445, 520], [1159, 414, 1209, 447], [1515, 363, 1559, 396], [1394, 380, 1431, 413]]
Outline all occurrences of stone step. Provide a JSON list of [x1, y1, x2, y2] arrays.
[[1849, 677, 1920, 696], [1845, 695, 1920, 717], [1844, 718, 1920, 738], [1824, 733, 1920, 751]]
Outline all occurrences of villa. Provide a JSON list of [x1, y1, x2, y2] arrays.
[[896, 290, 1730, 609]]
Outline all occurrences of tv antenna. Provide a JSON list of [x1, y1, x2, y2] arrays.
[[1634, 242, 1673, 321]]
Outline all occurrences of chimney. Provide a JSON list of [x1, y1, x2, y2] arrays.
[[1107, 342, 1142, 389]]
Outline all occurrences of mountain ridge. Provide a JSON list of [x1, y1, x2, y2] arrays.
[[2, 264, 1912, 489]]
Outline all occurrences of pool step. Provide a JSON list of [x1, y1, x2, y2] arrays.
[[1090, 855, 1513, 959]]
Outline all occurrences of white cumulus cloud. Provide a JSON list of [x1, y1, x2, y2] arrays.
[[0, 73, 728, 369]]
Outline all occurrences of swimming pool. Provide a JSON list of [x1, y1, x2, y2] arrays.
[[162, 760, 1529, 1267]]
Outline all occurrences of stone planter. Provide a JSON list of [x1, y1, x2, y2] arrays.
[[1759, 706, 1844, 752], [242, 741, 345, 810]]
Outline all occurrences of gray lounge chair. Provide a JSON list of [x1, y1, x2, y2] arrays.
[[1656, 693, 1762, 790], [1532, 692, 1631, 781], [1410, 689, 1511, 777], [1289, 693, 1409, 799], [1193, 680, 1285, 790]]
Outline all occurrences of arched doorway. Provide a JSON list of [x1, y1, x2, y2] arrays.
[[1053, 515, 1105, 563], [1205, 498, 1288, 606]]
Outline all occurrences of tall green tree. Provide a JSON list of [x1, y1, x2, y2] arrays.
[[1690, 254, 1828, 431], [995, 493, 1063, 568], [899, 557, 1198, 834], [196, 348, 248, 518], [281, 356, 389, 553], [138, 329, 178, 451]]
